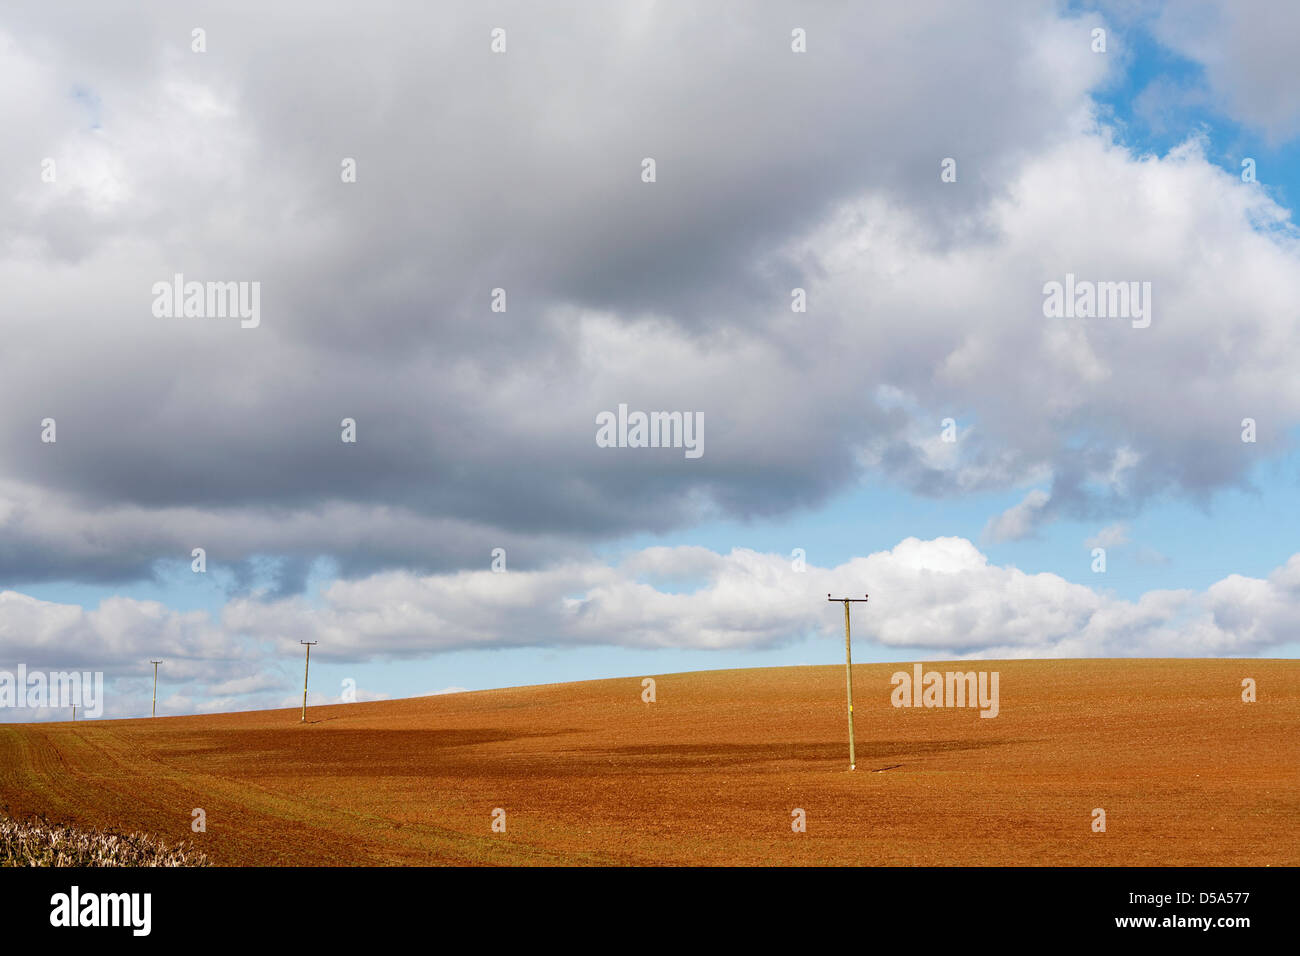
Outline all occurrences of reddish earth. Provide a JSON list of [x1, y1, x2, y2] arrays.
[[0, 659, 1295, 865]]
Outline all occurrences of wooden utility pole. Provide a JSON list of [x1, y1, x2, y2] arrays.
[[300, 642, 318, 722], [828, 594, 868, 770], [150, 660, 163, 717]]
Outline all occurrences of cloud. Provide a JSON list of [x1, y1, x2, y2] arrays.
[[1085, 523, 1130, 549], [0, 588, 245, 676], [0, 0, 1190, 585], [5, 535, 1297, 717], [285, 687, 390, 709], [1, 2, 1297, 727], [1147, 0, 1300, 142], [226, 537, 1300, 661], [985, 490, 1052, 542], [2, 3, 1296, 583], [204, 673, 283, 696]]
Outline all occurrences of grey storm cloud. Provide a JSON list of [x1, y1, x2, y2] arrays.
[[1145, 0, 1300, 142], [0, 0, 1297, 587]]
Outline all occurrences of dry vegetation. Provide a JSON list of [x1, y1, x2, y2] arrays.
[[0, 810, 210, 867]]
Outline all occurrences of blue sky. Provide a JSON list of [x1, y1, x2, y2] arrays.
[[2, 1, 1298, 719]]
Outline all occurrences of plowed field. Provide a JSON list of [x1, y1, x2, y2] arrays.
[[1, 660, 1295, 865]]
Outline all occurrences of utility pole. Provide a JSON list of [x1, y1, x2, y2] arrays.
[[828, 594, 868, 771], [71, 704, 75, 721], [150, 660, 163, 717], [300, 641, 318, 723]]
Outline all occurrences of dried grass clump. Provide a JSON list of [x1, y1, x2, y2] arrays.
[[0, 811, 210, 867]]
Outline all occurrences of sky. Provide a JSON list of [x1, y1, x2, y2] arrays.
[[2, 0, 1299, 720]]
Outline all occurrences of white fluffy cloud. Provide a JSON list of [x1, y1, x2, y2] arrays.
[[6, 2, 1294, 577], [5, 535, 1295, 718], [812, 130, 1300, 535], [0, 589, 241, 674], [223, 537, 1300, 660], [2, 3, 1298, 720]]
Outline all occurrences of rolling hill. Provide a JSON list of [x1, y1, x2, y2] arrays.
[[1, 659, 1295, 865]]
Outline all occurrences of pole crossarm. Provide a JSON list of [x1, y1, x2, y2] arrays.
[[827, 594, 868, 771]]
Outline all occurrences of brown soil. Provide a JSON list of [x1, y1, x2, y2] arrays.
[[0, 659, 1295, 865]]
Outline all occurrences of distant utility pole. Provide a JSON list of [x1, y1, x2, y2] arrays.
[[828, 594, 868, 771], [150, 660, 163, 717], [71, 704, 76, 721], [300, 641, 318, 723]]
